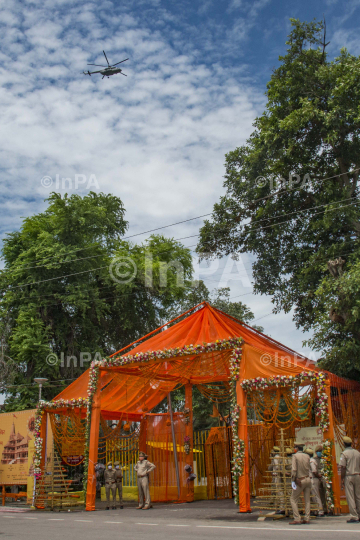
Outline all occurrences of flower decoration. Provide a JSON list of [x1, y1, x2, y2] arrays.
[[320, 439, 335, 511], [240, 371, 330, 431], [229, 347, 243, 504], [33, 398, 89, 479]]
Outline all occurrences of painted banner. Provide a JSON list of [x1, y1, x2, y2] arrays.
[[294, 426, 323, 451], [61, 440, 84, 466], [295, 425, 343, 463], [0, 409, 37, 485]]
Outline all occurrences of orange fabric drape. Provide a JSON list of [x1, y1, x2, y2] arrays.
[[241, 343, 316, 380], [47, 302, 360, 514], [237, 360, 251, 512], [324, 381, 341, 514], [185, 384, 194, 502], [86, 380, 101, 511]]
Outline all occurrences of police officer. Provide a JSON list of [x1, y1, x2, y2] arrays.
[[340, 436, 360, 523], [135, 451, 156, 510], [114, 461, 123, 509], [310, 444, 326, 517], [305, 448, 318, 515], [268, 446, 281, 496], [289, 442, 311, 525], [104, 461, 117, 510]]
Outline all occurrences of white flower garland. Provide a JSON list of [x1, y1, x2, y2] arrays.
[[229, 347, 244, 504], [320, 439, 335, 511]]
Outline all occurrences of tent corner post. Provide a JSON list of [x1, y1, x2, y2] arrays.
[[324, 380, 342, 515], [236, 382, 251, 512], [85, 379, 101, 511], [185, 383, 194, 502], [167, 392, 181, 500]]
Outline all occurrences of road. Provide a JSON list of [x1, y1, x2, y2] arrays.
[[2, 500, 360, 539]]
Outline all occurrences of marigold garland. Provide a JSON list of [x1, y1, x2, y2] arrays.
[[33, 339, 335, 511], [33, 398, 89, 479], [34, 337, 242, 497], [239, 370, 334, 508], [241, 371, 330, 431]]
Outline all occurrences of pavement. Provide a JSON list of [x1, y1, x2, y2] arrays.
[[2, 499, 360, 539]]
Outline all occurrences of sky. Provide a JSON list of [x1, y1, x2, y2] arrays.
[[1, 0, 360, 360]]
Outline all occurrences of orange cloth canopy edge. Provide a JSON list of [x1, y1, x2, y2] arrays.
[[54, 302, 360, 412]]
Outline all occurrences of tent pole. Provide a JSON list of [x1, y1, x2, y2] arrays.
[[86, 377, 101, 511], [185, 384, 194, 502], [167, 393, 181, 499], [237, 380, 251, 512], [324, 381, 341, 514]]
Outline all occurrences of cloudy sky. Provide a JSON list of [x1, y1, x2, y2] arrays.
[[1, 0, 359, 358]]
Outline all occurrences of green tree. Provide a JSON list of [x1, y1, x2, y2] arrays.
[[197, 19, 360, 376], [306, 258, 360, 379], [0, 193, 193, 409]]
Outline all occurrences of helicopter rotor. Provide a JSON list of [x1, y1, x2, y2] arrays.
[[112, 58, 129, 66], [103, 50, 110, 66]]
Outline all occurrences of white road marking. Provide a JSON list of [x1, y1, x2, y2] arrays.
[[196, 525, 360, 532], [136, 523, 158, 525], [2, 516, 16, 518], [74, 519, 93, 522], [104, 521, 123, 524], [167, 524, 190, 527], [23, 517, 38, 519]]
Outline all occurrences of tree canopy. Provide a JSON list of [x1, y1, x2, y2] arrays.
[[197, 19, 360, 379], [1, 192, 259, 410]]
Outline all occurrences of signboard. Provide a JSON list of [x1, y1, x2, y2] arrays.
[[295, 425, 343, 464], [0, 409, 36, 485], [61, 440, 85, 466], [294, 426, 323, 450], [0, 409, 53, 487]]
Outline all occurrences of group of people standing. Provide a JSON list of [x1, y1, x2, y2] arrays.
[[97, 451, 156, 510], [269, 436, 360, 524], [269, 443, 326, 520]]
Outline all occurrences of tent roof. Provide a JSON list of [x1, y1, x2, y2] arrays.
[[54, 303, 322, 417], [115, 302, 310, 362]]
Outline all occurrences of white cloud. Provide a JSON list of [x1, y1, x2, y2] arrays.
[[0, 0, 323, 358]]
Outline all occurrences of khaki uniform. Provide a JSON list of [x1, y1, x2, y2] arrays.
[[310, 456, 327, 514], [290, 451, 311, 522], [273, 454, 285, 511], [135, 459, 156, 508], [340, 447, 360, 521], [115, 468, 123, 505], [104, 468, 117, 507]]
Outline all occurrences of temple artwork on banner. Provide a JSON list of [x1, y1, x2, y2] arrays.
[[0, 410, 36, 484]]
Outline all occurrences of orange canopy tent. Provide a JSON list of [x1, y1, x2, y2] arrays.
[[54, 302, 319, 419], [37, 302, 360, 513]]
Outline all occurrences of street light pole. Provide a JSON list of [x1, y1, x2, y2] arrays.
[[34, 378, 48, 401]]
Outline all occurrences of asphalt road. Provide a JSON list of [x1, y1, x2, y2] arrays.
[[2, 500, 360, 540]]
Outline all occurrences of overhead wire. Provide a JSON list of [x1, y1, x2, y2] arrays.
[[4, 168, 360, 271], [1, 198, 360, 293], [11, 195, 359, 273]]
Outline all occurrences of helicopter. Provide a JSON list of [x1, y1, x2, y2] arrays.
[[83, 50, 129, 79]]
